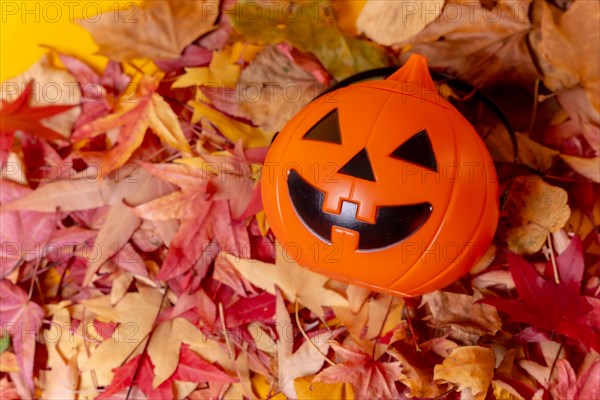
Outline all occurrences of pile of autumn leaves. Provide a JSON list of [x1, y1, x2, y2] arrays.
[[0, 0, 599, 399]]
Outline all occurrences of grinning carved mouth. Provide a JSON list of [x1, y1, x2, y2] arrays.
[[287, 169, 432, 251]]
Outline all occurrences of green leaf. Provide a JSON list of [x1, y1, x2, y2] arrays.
[[0, 335, 10, 353], [228, 0, 389, 80]]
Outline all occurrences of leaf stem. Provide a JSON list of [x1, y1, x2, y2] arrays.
[[218, 302, 253, 399], [81, 307, 100, 390], [294, 301, 336, 367], [27, 259, 45, 301], [433, 387, 457, 399], [404, 303, 421, 353], [125, 60, 149, 78], [548, 339, 564, 382], [371, 296, 392, 359], [125, 286, 169, 400], [548, 234, 560, 284], [528, 79, 540, 133]]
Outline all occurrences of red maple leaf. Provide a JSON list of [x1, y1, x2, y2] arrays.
[[225, 292, 276, 327], [0, 80, 73, 163], [98, 344, 237, 400], [314, 341, 402, 399], [481, 238, 599, 351], [132, 161, 254, 287], [0, 280, 44, 395], [157, 200, 250, 285]]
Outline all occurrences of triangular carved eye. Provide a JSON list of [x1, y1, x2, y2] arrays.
[[390, 129, 437, 171], [303, 109, 342, 144], [339, 148, 376, 182]]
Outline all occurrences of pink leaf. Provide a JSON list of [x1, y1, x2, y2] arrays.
[[0, 281, 44, 394], [0, 181, 56, 277], [172, 345, 237, 384]]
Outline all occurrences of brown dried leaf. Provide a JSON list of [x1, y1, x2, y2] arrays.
[[237, 46, 325, 132], [499, 175, 571, 254], [78, 0, 219, 61], [356, 0, 445, 46], [534, 1, 600, 111], [485, 129, 559, 172], [472, 270, 516, 291], [388, 347, 446, 398], [532, 1, 600, 154], [420, 290, 502, 344], [401, 0, 537, 86]]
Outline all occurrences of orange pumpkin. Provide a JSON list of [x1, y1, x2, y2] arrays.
[[261, 54, 499, 296]]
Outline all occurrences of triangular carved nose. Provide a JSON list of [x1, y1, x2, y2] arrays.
[[339, 148, 376, 182]]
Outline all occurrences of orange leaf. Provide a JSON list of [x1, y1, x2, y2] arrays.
[[75, 77, 191, 176]]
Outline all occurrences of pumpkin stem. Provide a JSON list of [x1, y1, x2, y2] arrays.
[[386, 54, 437, 93]]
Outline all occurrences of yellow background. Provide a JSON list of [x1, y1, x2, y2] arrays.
[[0, 0, 141, 81], [0, 0, 365, 82]]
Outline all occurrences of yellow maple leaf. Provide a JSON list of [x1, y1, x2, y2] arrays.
[[294, 375, 355, 399], [230, 42, 263, 63], [252, 374, 286, 400], [224, 243, 348, 317], [148, 88, 192, 153], [147, 317, 213, 388], [434, 346, 495, 400], [189, 100, 273, 148], [172, 46, 244, 91], [78, 286, 164, 385]]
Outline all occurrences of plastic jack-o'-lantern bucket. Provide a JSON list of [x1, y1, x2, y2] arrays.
[[262, 54, 506, 297]]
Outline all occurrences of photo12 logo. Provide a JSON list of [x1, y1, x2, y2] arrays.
[[1, 1, 139, 24]]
